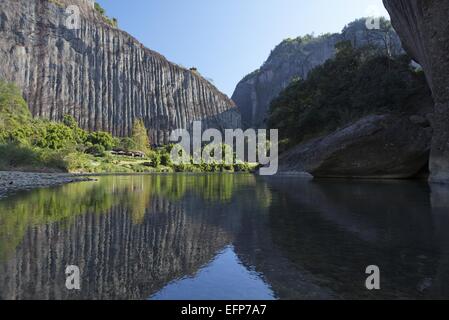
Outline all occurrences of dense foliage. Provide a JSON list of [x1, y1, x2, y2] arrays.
[[268, 42, 430, 149], [131, 119, 150, 153], [0, 81, 31, 127], [0, 81, 255, 173]]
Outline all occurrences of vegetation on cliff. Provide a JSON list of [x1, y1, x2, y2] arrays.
[[268, 42, 431, 150], [233, 18, 403, 129], [0, 81, 254, 173], [94, 1, 118, 27]]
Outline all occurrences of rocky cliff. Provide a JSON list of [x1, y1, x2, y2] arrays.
[[232, 18, 403, 128], [0, 0, 240, 144], [383, 0, 449, 184]]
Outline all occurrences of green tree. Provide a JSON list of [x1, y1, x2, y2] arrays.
[[268, 43, 430, 148], [0, 81, 31, 128], [131, 119, 150, 153]]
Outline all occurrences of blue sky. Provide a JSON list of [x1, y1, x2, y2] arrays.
[[96, 0, 389, 97]]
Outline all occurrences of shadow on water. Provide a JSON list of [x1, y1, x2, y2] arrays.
[[256, 177, 449, 299], [0, 174, 448, 299]]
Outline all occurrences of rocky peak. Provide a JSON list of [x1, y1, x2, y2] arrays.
[[232, 18, 403, 129]]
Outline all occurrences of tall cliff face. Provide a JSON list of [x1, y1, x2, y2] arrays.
[[383, 0, 449, 184], [232, 19, 403, 128], [0, 0, 240, 144]]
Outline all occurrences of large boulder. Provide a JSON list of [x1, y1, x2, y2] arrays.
[[279, 114, 432, 178], [383, 0, 449, 183]]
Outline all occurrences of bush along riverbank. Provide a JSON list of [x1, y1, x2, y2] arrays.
[[0, 81, 257, 174]]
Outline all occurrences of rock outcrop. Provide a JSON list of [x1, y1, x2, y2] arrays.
[[383, 0, 449, 183], [279, 114, 432, 178], [232, 19, 403, 128], [0, 0, 240, 144]]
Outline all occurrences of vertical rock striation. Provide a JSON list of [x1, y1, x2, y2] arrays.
[[0, 0, 240, 144], [383, 0, 449, 183], [232, 19, 403, 128], [0, 196, 234, 300]]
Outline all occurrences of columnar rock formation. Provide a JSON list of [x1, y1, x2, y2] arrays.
[[0, 0, 240, 144], [383, 0, 449, 183], [232, 19, 402, 128]]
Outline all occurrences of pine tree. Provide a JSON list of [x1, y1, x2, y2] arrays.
[[131, 119, 150, 153]]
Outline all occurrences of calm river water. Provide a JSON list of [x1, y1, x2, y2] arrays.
[[1, 174, 449, 300]]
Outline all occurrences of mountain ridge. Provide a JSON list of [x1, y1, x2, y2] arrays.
[[232, 18, 403, 128]]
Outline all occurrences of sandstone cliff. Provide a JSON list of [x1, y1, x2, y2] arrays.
[[383, 0, 449, 184], [232, 18, 403, 128], [0, 0, 240, 144]]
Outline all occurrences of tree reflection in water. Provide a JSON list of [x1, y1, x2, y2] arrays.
[[1, 174, 449, 300]]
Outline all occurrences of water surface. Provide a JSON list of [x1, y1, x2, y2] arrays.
[[0, 174, 449, 300]]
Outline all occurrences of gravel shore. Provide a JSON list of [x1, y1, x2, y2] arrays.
[[0, 171, 93, 199]]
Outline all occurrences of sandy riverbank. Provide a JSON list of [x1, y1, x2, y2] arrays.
[[0, 171, 94, 199]]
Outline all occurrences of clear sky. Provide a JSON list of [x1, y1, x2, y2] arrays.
[[96, 0, 389, 97]]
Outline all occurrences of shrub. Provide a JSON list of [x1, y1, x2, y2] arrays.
[[38, 149, 68, 171], [94, 2, 105, 15], [0, 143, 39, 169], [86, 144, 106, 156], [0, 81, 31, 127], [36, 122, 76, 150], [0, 143, 69, 171], [86, 131, 115, 150], [119, 137, 138, 151], [147, 151, 161, 168], [62, 115, 77, 128], [94, 2, 118, 27], [160, 152, 172, 167]]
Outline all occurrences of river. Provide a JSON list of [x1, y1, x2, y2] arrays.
[[0, 174, 448, 300]]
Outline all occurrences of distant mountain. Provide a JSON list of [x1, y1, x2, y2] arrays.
[[232, 18, 403, 128], [0, 0, 240, 144]]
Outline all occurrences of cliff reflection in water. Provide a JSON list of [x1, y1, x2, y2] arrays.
[[1, 174, 449, 300]]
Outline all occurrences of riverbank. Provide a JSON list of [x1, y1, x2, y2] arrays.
[[0, 171, 94, 199]]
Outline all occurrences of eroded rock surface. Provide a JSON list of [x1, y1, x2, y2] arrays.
[[383, 0, 449, 183], [279, 114, 432, 179], [0, 0, 240, 144]]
